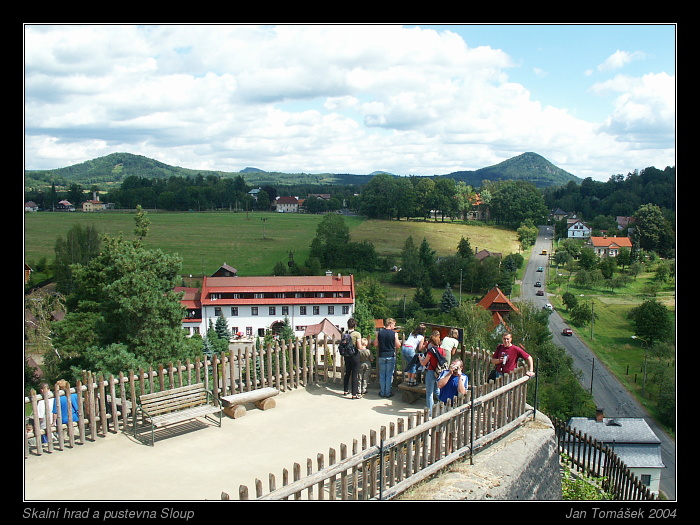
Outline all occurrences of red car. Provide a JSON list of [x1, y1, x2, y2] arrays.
[[536, 290, 544, 296], [562, 328, 573, 336]]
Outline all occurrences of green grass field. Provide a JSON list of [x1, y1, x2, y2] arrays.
[[24, 211, 519, 278]]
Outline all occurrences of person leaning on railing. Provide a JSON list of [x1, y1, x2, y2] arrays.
[[489, 333, 535, 381]]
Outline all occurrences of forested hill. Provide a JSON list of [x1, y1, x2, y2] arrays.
[[441, 152, 580, 188], [25, 151, 579, 192]]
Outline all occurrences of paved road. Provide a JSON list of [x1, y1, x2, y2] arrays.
[[520, 226, 676, 500]]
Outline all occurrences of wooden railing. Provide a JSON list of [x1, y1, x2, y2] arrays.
[[24, 339, 498, 459], [232, 369, 533, 500], [553, 417, 656, 501], [25, 337, 324, 455]]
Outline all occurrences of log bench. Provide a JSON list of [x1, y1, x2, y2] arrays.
[[398, 382, 426, 404], [220, 387, 279, 419], [135, 383, 222, 446]]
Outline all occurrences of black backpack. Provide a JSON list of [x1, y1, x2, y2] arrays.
[[338, 332, 357, 357]]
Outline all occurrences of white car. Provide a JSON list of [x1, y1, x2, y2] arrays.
[[543, 303, 553, 311]]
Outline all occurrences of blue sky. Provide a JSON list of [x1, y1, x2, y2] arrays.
[[24, 24, 675, 181]]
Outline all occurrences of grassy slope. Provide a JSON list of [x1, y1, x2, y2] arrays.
[[24, 212, 519, 277]]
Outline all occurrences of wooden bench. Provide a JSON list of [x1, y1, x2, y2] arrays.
[[135, 383, 222, 446], [220, 387, 279, 419], [398, 382, 426, 404]]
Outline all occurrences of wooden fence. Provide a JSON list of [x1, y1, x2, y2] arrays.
[[553, 417, 656, 501], [24, 338, 495, 457], [232, 368, 533, 500]]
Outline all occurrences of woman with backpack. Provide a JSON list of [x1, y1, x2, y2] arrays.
[[418, 330, 446, 415], [342, 318, 362, 399]]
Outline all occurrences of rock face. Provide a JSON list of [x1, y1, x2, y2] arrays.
[[398, 411, 562, 500]]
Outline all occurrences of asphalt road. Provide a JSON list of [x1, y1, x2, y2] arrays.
[[518, 226, 675, 500]]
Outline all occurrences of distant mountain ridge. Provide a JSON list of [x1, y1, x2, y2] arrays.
[[25, 151, 580, 190]]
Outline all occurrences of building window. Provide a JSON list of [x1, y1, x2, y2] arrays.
[[328, 306, 334, 315], [641, 474, 651, 487], [252, 307, 258, 316], [254, 293, 264, 299], [231, 307, 238, 316], [342, 306, 349, 314], [215, 307, 222, 316], [300, 306, 307, 315], [269, 307, 276, 315], [246, 327, 253, 336], [313, 306, 319, 315], [232, 327, 238, 335], [282, 306, 289, 315]]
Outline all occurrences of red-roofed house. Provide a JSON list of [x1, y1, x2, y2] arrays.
[[180, 274, 355, 339], [587, 236, 633, 258], [175, 287, 203, 336], [477, 286, 519, 331]]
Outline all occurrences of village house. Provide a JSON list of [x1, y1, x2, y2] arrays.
[[587, 235, 633, 258], [465, 193, 489, 221], [474, 248, 502, 262], [179, 272, 355, 340], [550, 208, 568, 222], [567, 219, 592, 239], [25, 201, 39, 212], [477, 285, 519, 332], [568, 409, 664, 496], [55, 199, 75, 212], [275, 196, 299, 213], [82, 192, 106, 212]]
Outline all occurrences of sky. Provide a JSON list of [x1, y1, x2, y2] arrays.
[[23, 24, 676, 182]]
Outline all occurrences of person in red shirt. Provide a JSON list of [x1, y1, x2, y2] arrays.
[[490, 333, 535, 379]]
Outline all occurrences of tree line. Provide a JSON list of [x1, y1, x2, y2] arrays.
[[543, 166, 675, 221]]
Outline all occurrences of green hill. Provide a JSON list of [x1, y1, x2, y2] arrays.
[[25, 151, 580, 192], [442, 152, 581, 188]]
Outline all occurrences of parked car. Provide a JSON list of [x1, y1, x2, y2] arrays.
[[534, 281, 541, 287], [536, 290, 544, 296], [562, 328, 573, 336]]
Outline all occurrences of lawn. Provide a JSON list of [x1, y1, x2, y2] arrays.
[[24, 211, 364, 277], [351, 219, 520, 258], [24, 212, 519, 279]]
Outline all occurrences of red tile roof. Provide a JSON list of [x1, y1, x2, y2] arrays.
[[589, 236, 633, 248], [200, 274, 355, 306]]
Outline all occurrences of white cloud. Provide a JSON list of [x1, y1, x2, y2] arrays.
[[24, 24, 675, 180], [597, 50, 648, 72]]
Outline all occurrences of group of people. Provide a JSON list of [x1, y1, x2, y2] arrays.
[[341, 318, 535, 414], [26, 379, 81, 445]]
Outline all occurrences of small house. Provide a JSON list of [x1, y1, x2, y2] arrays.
[[568, 409, 664, 496], [567, 219, 591, 239], [588, 236, 633, 258]]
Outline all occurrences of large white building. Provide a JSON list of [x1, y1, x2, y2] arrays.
[[179, 273, 355, 340]]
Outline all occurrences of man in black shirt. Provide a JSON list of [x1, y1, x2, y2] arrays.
[[375, 318, 400, 398]]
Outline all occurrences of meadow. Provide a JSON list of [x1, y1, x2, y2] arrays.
[[23, 211, 519, 278]]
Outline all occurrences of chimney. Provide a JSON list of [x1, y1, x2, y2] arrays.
[[595, 408, 604, 422]]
